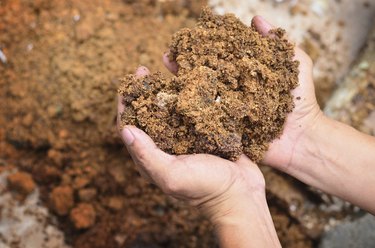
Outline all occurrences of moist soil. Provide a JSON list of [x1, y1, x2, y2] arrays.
[[0, 1, 351, 248], [119, 8, 299, 162]]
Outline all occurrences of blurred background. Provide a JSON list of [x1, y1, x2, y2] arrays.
[[0, 0, 374, 247]]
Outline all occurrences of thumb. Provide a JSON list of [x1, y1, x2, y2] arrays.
[[163, 52, 178, 75], [120, 126, 174, 181]]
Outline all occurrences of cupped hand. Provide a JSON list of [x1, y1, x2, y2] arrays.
[[117, 67, 266, 222], [163, 16, 323, 172]]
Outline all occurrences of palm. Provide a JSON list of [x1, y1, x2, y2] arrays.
[[167, 154, 264, 206]]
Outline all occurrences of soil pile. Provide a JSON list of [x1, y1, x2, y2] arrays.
[[119, 9, 299, 162]]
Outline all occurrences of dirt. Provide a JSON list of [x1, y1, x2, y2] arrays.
[[70, 203, 97, 229], [0, 1, 352, 248], [119, 8, 299, 162], [7, 171, 36, 197], [50, 186, 75, 216], [0, 168, 70, 248], [1, 0, 197, 149]]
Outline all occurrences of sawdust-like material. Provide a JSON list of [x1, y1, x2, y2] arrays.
[[119, 8, 299, 162]]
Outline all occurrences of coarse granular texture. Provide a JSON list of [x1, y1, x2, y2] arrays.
[[50, 186, 74, 216], [70, 203, 97, 229], [119, 8, 299, 162], [7, 171, 36, 199], [1, 1, 341, 247]]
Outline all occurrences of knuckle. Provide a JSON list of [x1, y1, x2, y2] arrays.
[[134, 148, 148, 166], [162, 170, 181, 194], [163, 181, 176, 195]]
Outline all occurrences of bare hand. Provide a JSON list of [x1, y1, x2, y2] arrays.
[[251, 17, 322, 171]]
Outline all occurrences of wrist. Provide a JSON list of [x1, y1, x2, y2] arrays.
[[285, 113, 344, 190], [194, 164, 267, 224], [286, 110, 328, 172], [209, 188, 281, 247], [209, 189, 267, 226]]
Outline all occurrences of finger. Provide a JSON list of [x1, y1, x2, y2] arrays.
[[120, 126, 174, 184], [292, 48, 315, 99], [294, 48, 313, 69], [136, 66, 150, 77], [134, 163, 154, 183], [251, 15, 275, 37], [252, 16, 310, 76], [163, 52, 178, 75], [235, 155, 265, 189], [293, 47, 314, 85], [235, 154, 257, 168]]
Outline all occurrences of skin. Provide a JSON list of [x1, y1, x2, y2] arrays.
[[118, 16, 375, 247], [252, 17, 375, 215]]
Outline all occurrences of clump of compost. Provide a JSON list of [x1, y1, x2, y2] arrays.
[[118, 8, 299, 162]]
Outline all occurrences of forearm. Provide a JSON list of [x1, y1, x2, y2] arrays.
[[288, 114, 375, 213], [212, 190, 281, 248]]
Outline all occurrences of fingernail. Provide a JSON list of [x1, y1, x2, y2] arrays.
[[122, 128, 135, 145], [136, 66, 149, 77], [258, 16, 272, 28], [137, 66, 147, 72], [256, 15, 265, 21]]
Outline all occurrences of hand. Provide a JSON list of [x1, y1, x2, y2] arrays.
[[252, 17, 375, 215], [117, 17, 290, 246], [163, 16, 323, 172], [117, 67, 266, 221], [118, 81, 281, 246], [251, 17, 323, 171]]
